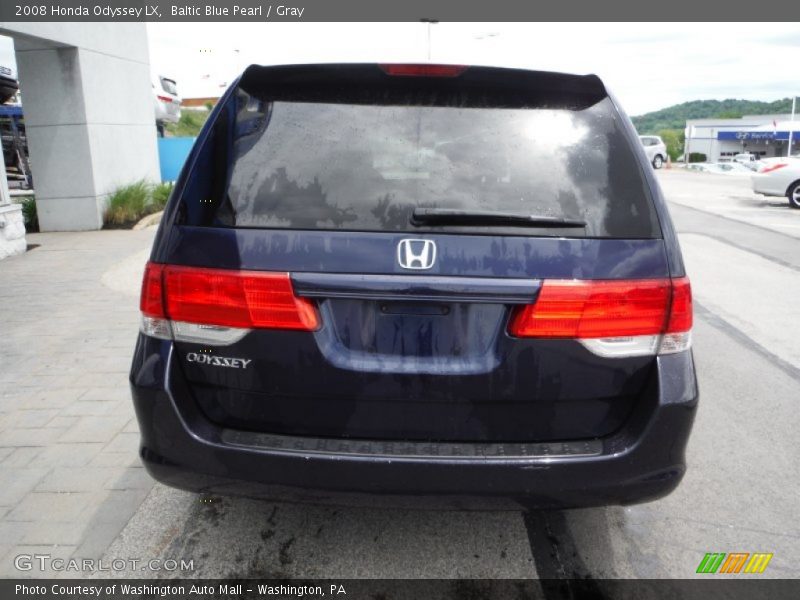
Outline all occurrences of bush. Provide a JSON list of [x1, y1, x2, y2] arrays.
[[21, 196, 38, 232], [104, 180, 150, 226], [151, 181, 174, 211], [104, 180, 170, 228], [688, 152, 707, 163]]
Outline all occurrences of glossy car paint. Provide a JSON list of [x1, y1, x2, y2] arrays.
[[130, 64, 698, 509], [751, 158, 800, 199]]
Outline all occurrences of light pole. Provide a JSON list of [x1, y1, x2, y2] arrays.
[[421, 19, 439, 61], [684, 125, 693, 164], [788, 95, 796, 158]]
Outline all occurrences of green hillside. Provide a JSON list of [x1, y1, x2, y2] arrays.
[[631, 98, 794, 134]]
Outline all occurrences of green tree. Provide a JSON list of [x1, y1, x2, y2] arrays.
[[658, 129, 684, 161], [715, 110, 743, 119], [631, 98, 793, 133]]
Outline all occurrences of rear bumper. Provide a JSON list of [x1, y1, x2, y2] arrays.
[[154, 102, 181, 124], [130, 335, 698, 510]]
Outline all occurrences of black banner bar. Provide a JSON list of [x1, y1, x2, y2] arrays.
[[2, 0, 800, 22], [3, 579, 800, 600]]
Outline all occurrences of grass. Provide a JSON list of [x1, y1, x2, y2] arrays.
[[103, 180, 173, 228], [151, 181, 174, 211], [165, 110, 210, 137]]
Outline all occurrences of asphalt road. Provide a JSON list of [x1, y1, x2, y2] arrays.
[[100, 169, 800, 582]]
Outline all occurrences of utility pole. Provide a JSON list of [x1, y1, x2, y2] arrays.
[[788, 96, 796, 158], [421, 19, 439, 61], [684, 124, 691, 164]]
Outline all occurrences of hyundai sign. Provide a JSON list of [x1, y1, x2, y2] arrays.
[[717, 131, 791, 141]]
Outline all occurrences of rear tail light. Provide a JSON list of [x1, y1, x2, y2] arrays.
[[758, 163, 788, 174], [162, 266, 318, 330], [139, 262, 319, 345], [659, 277, 692, 354], [140, 263, 166, 319], [378, 64, 468, 77], [508, 278, 692, 357], [156, 95, 173, 103]]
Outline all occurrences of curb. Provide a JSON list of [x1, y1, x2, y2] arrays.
[[132, 210, 163, 230]]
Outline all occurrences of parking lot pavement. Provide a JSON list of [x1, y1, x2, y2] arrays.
[[657, 170, 800, 371], [0, 229, 156, 576], [658, 168, 800, 239], [2, 170, 799, 583]]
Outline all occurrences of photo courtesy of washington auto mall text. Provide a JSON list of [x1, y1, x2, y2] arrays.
[[14, 583, 345, 598]]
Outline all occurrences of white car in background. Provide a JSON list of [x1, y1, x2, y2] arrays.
[[152, 74, 181, 135], [751, 157, 800, 209], [688, 162, 753, 176], [733, 153, 760, 169], [639, 135, 667, 169]]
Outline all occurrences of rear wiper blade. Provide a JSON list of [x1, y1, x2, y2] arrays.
[[410, 208, 586, 228]]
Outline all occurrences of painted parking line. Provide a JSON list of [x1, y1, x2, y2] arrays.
[[764, 223, 800, 229]]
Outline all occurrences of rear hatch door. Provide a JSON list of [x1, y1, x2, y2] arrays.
[[159, 64, 667, 443]]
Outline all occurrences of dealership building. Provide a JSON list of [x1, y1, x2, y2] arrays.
[[684, 113, 798, 162]]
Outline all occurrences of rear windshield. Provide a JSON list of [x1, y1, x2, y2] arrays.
[[180, 83, 660, 238]]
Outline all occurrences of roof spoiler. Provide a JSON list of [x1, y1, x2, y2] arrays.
[[237, 63, 607, 110]]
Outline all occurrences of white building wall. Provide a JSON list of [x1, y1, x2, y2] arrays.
[[686, 114, 793, 162], [0, 24, 159, 231]]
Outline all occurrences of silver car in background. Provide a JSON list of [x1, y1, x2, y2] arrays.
[[751, 157, 800, 209], [639, 135, 667, 169]]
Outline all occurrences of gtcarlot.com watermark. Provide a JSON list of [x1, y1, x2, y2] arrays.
[[14, 553, 195, 573]]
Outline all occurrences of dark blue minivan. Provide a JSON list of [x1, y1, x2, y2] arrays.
[[130, 64, 698, 509]]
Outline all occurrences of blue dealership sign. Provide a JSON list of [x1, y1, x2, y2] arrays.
[[717, 130, 791, 141]]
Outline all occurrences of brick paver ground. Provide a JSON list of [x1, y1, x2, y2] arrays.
[[0, 229, 156, 576]]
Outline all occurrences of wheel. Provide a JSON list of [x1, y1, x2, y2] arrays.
[[652, 155, 664, 169], [788, 181, 800, 209]]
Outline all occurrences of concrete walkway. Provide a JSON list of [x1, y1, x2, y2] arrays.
[[0, 229, 155, 576]]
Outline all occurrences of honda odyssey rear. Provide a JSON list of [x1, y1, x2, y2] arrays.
[[130, 63, 698, 509]]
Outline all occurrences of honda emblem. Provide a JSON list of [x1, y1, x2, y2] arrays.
[[397, 239, 436, 270]]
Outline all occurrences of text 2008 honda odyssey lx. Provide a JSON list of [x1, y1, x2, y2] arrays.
[[130, 64, 698, 509]]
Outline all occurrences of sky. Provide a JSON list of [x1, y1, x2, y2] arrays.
[[145, 22, 800, 116], [0, 23, 797, 116]]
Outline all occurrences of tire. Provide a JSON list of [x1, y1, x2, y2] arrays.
[[652, 155, 664, 169], [788, 181, 800, 209]]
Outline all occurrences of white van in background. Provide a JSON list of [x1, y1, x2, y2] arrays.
[[733, 152, 760, 170]]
